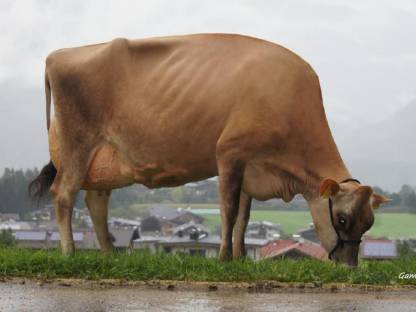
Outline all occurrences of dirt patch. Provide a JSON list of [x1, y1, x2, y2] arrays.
[[2, 277, 416, 294]]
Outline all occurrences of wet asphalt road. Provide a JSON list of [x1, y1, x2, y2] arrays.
[[1, 282, 416, 312]]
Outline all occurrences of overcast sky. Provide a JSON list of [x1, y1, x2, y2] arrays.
[[1, 0, 415, 172]]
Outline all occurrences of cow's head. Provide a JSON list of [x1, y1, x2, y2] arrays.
[[309, 178, 390, 266]]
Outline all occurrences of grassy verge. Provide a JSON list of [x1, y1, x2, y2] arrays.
[[0, 248, 416, 286]]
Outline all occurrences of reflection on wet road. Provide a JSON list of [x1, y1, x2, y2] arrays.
[[1, 282, 416, 312]]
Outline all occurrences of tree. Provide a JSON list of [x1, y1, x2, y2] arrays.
[[171, 187, 185, 203], [399, 185, 416, 213], [0, 168, 42, 218], [405, 191, 416, 213]]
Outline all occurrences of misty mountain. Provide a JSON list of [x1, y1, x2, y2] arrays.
[[338, 99, 416, 191]]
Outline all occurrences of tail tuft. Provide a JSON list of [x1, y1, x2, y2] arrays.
[[28, 161, 57, 204]]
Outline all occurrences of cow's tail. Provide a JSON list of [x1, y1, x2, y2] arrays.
[[28, 161, 57, 203], [28, 70, 57, 204], [45, 70, 51, 131]]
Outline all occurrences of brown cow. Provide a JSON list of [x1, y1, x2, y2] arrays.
[[29, 34, 389, 265]]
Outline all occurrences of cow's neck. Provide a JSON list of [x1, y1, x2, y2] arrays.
[[301, 153, 351, 201], [253, 123, 352, 203], [263, 154, 350, 204]]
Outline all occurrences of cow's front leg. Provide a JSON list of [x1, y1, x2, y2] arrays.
[[85, 190, 113, 253], [217, 158, 244, 261]]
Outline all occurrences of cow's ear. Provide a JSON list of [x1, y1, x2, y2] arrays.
[[319, 178, 340, 199], [371, 193, 391, 209]]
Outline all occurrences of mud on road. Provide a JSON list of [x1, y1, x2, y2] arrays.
[[1, 279, 416, 312]]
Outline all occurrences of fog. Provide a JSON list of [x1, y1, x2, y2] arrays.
[[1, 0, 415, 190]]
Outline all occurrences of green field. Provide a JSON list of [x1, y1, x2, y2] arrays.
[[0, 247, 415, 285], [110, 203, 416, 238], [202, 211, 416, 238]]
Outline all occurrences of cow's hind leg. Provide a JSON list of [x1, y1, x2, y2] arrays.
[[51, 142, 97, 255], [233, 191, 252, 259], [85, 190, 113, 253], [217, 156, 244, 261], [51, 169, 86, 255]]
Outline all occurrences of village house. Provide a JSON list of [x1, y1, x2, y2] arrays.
[[296, 223, 320, 244], [141, 205, 204, 235], [11, 226, 140, 250], [108, 217, 141, 229], [261, 236, 328, 261], [245, 221, 282, 240], [109, 227, 140, 249], [14, 231, 48, 249], [140, 215, 177, 235], [360, 239, 398, 260], [134, 226, 269, 260], [46, 231, 97, 249], [29, 205, 54, 221], [0, 220, 33, 231], [149, 205, 204, 225], [133, 236, 162, 254], [0, 213, 20, 222], [13, 230, 99, 249], [172, 221, 210, 236]]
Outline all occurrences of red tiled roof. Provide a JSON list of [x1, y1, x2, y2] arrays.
[[261, 240, 296, 258], [262, 239, 328, 261]]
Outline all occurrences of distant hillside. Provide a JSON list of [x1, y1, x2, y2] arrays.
[[338, 100, 416, 191]]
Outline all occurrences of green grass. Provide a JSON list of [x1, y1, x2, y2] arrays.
[[0, 247, 416, 285], [203, 211, 416, 238]]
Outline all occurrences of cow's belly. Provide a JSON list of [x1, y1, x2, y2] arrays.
[[48, 120, 215, 190]]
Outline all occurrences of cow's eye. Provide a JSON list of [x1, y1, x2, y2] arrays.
[[338, 216, 347, 227]]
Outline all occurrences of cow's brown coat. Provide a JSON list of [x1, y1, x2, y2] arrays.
[[43, 34, 388, 263]]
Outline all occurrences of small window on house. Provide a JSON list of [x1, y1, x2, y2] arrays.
[[164, 246, 172, 253]]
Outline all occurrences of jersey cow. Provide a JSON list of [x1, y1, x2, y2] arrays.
[[29, 34, 390, 265]]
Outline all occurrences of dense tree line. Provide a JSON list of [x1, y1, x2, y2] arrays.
[[0, 168, 220, 217], [1, 168, 416, 218], [0, 168, 40, 218], [0, 168, 82, 219]]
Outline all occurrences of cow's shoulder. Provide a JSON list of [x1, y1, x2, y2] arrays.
[[46, 42, 121, 92], [45, 40, 119, 73]]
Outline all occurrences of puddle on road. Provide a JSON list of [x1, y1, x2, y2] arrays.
[[1, 282, 416, 312]]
